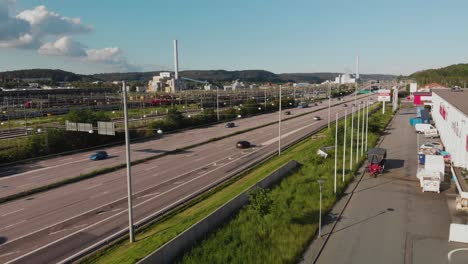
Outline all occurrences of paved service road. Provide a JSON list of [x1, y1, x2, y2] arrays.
[[303, 107, 468, 264], [0, 94, 371, 200], [0, 95, 376, 263]]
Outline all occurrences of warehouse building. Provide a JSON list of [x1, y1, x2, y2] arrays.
[[431, 89, 468, 169]]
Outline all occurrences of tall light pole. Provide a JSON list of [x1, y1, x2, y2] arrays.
[[264, 88, 267, 112], [343, 110, 347, 182], [334, 112, 338, 194], [216, 85, 220, 121], [278, 85, 282, 156], [328, 83, 331, 129], [361, 103, 365, 157], [366, 101, 369, 151], [122, 81, 135, 243], [350, 106, 354, 170], [356, 104, 360, 164], [317, 178, 325, 237]]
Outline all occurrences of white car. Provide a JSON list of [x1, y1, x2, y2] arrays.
[[420, 142, 443, 151]]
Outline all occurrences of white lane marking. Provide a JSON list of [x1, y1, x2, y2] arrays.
[[49, 224, 88, 236], [139, 192, 160, 199], [84, 183, 102, 190], [0, 251, 19, 259], [144, 165, 159, 171], [0, 158, 89, 181], [90, 191, 109, 199], [1, 208, 24, 217], [30, 174, 46, 179], [0, 220, 26, 231], [261, 121, 318, 146], [58, 157, 73, 162], [17, 183, 34, 188]]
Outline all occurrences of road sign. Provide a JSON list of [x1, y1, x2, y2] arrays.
[[77, 123, 93, 132], [98, 121, 116, 136], [378, 89, 391, 102]]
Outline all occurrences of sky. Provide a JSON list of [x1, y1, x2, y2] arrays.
[[1, 0, 468, 75]]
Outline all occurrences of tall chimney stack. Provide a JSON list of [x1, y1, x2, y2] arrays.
[[173, 40, 179, 80], [356, 55, 359, 80]]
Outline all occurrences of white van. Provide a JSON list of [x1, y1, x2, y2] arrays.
[[415, 124, 435, 134]]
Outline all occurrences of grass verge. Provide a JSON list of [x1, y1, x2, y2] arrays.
[[81, 104, 393, 264]]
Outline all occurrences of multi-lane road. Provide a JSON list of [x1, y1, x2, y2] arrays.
[[0, 93, 375, 263]]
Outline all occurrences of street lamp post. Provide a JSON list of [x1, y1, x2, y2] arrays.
[[356, 104, 360, 164], [216, 85, 220, 121], [278, 85, 282, 156], [350, 106, 354, 170], [328, 83, 331, 129], [343, 110, 347, 182], [122, 81, 135, 243], [317, 178, 325, 237], [334, 112, 338, 194]]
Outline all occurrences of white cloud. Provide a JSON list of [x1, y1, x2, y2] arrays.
[[16, 5, 91, 38], [39, 36, 86, 57], [0, 2, 141, 72]]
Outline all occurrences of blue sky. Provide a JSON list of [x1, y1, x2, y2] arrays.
[[1, 0, 468, 75]]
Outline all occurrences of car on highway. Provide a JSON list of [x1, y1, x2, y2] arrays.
[[90, 150, 108, 161], [313, 116, 321, 121], [284, 111, 291, 115], [236, 140, 251, 149], [343, 104, 348, 107], [225, 122, 235, 128]]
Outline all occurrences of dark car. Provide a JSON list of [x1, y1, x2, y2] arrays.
[[236, 140, 251, 149], [343, 104, 348, 107], [313, 116, 321, 121], [225, 122, 235, 128], [284, 111, 291, 115], [90, 151, 108, 161]]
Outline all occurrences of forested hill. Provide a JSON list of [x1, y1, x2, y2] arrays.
[[411, 63, 468, 86], [0, 69, 396, 84]]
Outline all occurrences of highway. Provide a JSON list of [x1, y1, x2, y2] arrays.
[[0, 93, 375, 263], [0, 93, 371, 200]]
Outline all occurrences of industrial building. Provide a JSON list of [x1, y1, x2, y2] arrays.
[[431, 89, 468, 169], [147, 40, 185, 93]]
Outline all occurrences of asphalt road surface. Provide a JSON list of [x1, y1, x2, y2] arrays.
[[0, 94, 371, 200], [302, 107, 468, 264], [0, 94, 375, 263]]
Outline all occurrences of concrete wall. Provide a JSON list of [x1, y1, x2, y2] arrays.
[[138, 160, 300, 264]]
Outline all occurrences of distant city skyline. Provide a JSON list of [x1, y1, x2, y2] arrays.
[[2, 0, 468, 75]]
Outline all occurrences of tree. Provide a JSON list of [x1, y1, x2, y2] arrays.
[[248, 187, 272, 217]]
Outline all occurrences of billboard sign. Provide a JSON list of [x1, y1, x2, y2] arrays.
[[377, 89, 391, 102], [410, 83, 417, 93], [98, 121, 116, 136]]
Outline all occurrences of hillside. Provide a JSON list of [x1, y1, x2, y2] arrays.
[[411, 63, 468, 86], [0, 69, 85, 82], [0, 69, 397, 84]]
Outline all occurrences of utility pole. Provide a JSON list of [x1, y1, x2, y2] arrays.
[[350, 106, 354, 170], [278, 85, 282, 156], [264, 88, 267, 112], [334, 112, 338, 194], [122, 81, 135, 243], [343, 110, 347, 182]]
